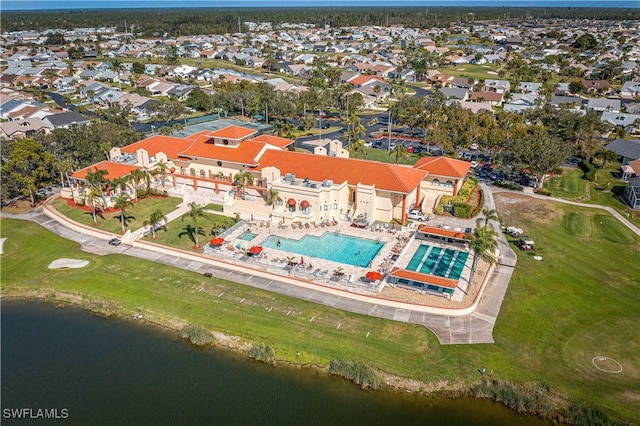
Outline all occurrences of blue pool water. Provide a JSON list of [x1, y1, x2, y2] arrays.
[[239, 231, 257, 242], [406, 244, 469, 280], [262, 233, 384, 267]]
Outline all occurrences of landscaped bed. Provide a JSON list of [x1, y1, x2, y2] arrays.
[[50, 196, 181, 234]]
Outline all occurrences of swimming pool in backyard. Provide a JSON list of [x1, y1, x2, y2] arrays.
[[262, 232, 384, 267], [405, 244, 469, 280]]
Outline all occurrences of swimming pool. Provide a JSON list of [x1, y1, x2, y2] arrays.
[[405, 244, 469, 280], [239, 231, 257, 242], [262, 233, 384, 267]]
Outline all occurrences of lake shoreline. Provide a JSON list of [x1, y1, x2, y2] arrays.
[[2, 290, 585, 425]]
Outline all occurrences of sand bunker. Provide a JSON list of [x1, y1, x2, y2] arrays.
[[48, 258, 90, 269], [0, 238, 6, 254]]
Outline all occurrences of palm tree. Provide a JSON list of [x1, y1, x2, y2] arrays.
[[111, 59, 123, 91], [142, 169, 153, 192], [129, 169, 146, 201], [111, 176, 130, 195], [476, 207, 498, 229], [86, 186, 103, 225], [469, 225, 498, 281], [233, 170, 254, 200], [154, 159, 170, 188], [144, 209, 167, 239], [389, 143, 407, 164], [183, 202, 205, 248], [266, 188, 281, 210], [113, 192, 134, 233]]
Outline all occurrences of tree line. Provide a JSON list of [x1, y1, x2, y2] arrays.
[[3, 7, 639, 35]]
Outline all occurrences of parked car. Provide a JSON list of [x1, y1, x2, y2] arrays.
[[372, 141, 382, 149], [108, 238, 122, 246], [406, 146, 414, 153], [407, 209, 429, 221], [363, 140, 373, 148], [389, 142, 397, 150]]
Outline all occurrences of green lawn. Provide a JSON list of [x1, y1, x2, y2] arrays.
[[362, 147, 422, 166], [439, 64, 499, 80], [2, 194, 640, 422], [541, 165, 640, 228], [145, 210, 238, 250], [50, 196, 182, 234], [543, 168, 587, 199]]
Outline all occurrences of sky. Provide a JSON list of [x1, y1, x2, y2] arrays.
[[2, 0, 638, 11]]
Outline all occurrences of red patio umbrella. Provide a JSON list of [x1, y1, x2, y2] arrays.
[[248, 246, 263, 255], [365, 271, 382, 281], [210, 237, 225, 246], [301, 256, 304, 265]]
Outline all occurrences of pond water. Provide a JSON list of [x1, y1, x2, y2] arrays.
[[1, 301, 549, 425]]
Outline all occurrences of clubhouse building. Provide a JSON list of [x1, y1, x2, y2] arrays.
[[69, 125, 471, 225]]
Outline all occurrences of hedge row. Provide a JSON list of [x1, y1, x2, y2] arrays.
[[493, 181, 524, 191], [579, 159, 596, 182]]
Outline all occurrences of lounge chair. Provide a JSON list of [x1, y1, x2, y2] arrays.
[[304, 223, 310, 229]]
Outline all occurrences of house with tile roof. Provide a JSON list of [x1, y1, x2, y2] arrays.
[[68, 125, 470, 226]]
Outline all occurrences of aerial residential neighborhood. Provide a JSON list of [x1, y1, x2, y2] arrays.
[[1, 4, 639, 425]]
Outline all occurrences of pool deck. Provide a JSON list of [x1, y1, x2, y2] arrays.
[[209, 219, 408, 295]]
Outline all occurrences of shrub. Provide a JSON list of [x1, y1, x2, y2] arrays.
[[181, 324, 215, 346], [536, 189, 552, 196], [493, 181, 524, 191], [453, 202, 472, 218], [136, 189, 148, 199], [247, 344, 276, 365], [552, 167, 564, 175], [579, 159, 596, 182], [469, 189, 485, 218], [328, 360, 382, 390]]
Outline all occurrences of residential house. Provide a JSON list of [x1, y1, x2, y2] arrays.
[[503, 93, 540, 113], [601, 112, 640, 134], [518, 82, 543, 94], [43, 111, 91, 129], [551, 95, 584, 109], [450, 77, 474, 90], [620, 158, 640, 182], [587, 98, 621, 113], [605, 138, 640, 165], [620, 81, 640, 98], [623, 177, 640, 210], [470, 91, 504, 107], [439, 87, 469, 101], [582, 80, 614, 95], [0, 118, 51, 139], [483, 79, 510, 94]]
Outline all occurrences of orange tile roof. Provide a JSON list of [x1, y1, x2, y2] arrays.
[[250, 134, 294, 149], [257, 150, 427, 193], [413, 156, 470, 179], [121, 135, 194, 160], [180, 139, 267, 165], [207, 125, 257, 140], [417, 225, 468, 240], [389, 267, 459, 289], [71, 161, 141, 180], [348, 75, 386, 86], [470, 91, 503, 102]]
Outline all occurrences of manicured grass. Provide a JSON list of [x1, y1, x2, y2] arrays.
[[541, 165, 640, 228], [146, 211, 238, 250], [362, 148, 421, 166], [2, 194, 640, 421], [50, 196, 182, 234], [543, 168, 587, 199], [586, 163, 640, 228], [204, 203, 224, 212], [439, 64, 499, 80]]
